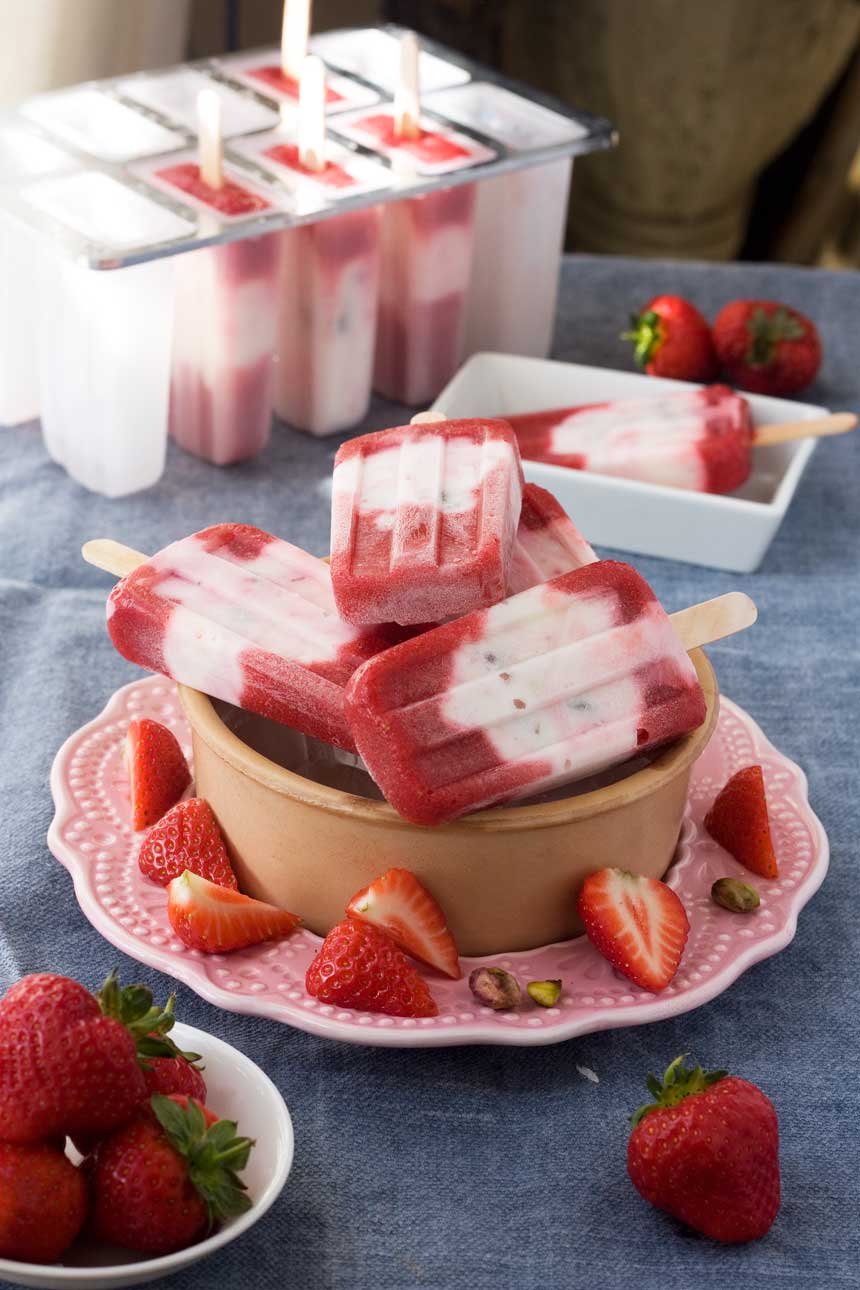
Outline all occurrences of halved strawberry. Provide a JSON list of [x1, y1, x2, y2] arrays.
[[704, 765, 778, 878], [126, 718, 191, 831], [347, 868, 461, 979], [577, 868, 689, 992], [306, 917, 438, 1018], [166, 871, 300, 953], [138, 798, 237, 889]]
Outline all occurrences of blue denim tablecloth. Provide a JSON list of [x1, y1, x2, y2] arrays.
[[1, 255, 858, 1289]]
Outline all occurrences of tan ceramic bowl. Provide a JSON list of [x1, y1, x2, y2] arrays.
[[178, 650, 717, 956]]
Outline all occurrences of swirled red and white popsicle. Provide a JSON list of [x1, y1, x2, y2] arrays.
[[344, 560, 710, 825], [508, 483, 598, 594], [508, 384, 754, 494], [330, 417, 524, 626], [104, 523, 393, 752]]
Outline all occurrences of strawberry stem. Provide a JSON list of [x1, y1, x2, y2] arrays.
[[151, 1094, 255, 1226], [98, 970, 204, 1071], [745, 307, 806, 367], [630, 1054, 728, 1127], [621, 309, 663, 369]]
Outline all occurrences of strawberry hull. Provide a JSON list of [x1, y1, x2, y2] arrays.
[[345, 560, 707, 825], [107, 523, 394, 753], [508, 384, 754, 495]]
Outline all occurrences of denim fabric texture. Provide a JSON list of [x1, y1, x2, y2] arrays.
[[0, 256, 857, 1289]]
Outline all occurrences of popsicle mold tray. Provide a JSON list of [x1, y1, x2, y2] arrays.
[[0, 26, 615, 268]]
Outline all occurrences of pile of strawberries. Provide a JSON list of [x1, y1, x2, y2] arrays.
[[128, 717, 301, 954], [624, 294, 821, 395], [0, 969, 253, 1265]]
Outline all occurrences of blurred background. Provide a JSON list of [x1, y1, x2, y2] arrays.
[[3, 0, 860, 268]]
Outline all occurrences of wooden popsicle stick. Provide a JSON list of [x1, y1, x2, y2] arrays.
[[393, 31, 421, 140], [82, 539, 147, 579], [410, 409, 447, 424], [298, 54, 326, 172], [197, 89, 223, 189], [753, 412, 856, 447], [281, 0, 311, 81], [670, 592, 757, 651]]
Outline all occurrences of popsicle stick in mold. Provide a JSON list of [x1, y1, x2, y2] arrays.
[[197, 89, 223, 189], [754, 411, 856, 447], [281, 0, 311, 81], [394, 31, 422, 141], [298, 55, 326, 172]]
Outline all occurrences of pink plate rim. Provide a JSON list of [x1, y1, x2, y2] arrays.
[[48, 679, 829, 1048]]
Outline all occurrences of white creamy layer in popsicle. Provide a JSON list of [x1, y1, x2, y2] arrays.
[[345, 560, 707, 824], [106, 523, 394, 752]]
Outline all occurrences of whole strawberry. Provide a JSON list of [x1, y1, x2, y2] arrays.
[[0, 1142, 88, 1263], [306, 917, 438, 1017], [138, 798, 237, 889], [623, 295, 718, 382], [0, 973, 146, 1144], [712, 300, 821, 395], [88, 1094, 253, 1256], [627, 1055, 780, 1243]]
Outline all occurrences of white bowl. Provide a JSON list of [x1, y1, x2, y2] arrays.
[[434, 353, 826, 572], [0, 1023, 294, 1289]]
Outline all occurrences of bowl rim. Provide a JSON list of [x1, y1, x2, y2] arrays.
[[178, 649, 718, 832], [0, 1022, 294, 1286]]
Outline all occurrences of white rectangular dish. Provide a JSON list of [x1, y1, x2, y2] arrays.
[[433, 353, 824, 572]]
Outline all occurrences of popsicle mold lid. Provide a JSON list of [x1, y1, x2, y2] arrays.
[[0, 25, 615, 268]]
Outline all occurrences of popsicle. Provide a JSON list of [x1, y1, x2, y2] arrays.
[[507, 384, 857, 494], [344, 560, 756, 825], [508, 484, 598, 595], [88, 524, 395, 753], [334, 36, 491, 405], [330, 417, 524, 625], [272, 57, 382, 436], [163, 92, 280, 466]]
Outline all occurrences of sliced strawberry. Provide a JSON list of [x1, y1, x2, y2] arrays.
[[577, 868, 689, 992], [166, 871, 300, 953], [306, 917, 438, 1017], [705, 764, 778, 878], [138, 798, 237, 889], [347, 868, 461, 979], [126, 718, 191, 831]]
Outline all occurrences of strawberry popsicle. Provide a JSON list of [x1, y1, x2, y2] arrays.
[[330, 418, 524, 626], [508, 385, 754, 494], [508, 484, 598, 595], [345, 560, 707, 824], [169, 235, 281, 465], [106, 524, 394, 752], [265, 138, 383, 436]]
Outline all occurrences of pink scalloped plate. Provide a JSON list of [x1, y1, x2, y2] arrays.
[[48, 677, 828, 1048]]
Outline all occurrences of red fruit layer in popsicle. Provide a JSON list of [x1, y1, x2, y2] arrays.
[[155, 163, 271, 216], [263, 142, 357, 189], [349, 112, 472, 165], [245, 64, 344, 103]]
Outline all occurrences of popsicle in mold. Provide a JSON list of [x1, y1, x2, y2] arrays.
[[93, 524, 395, 753], [345, 560, 756, 825], [330, 418, 524, 626], [508, 484, 598, 595]]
